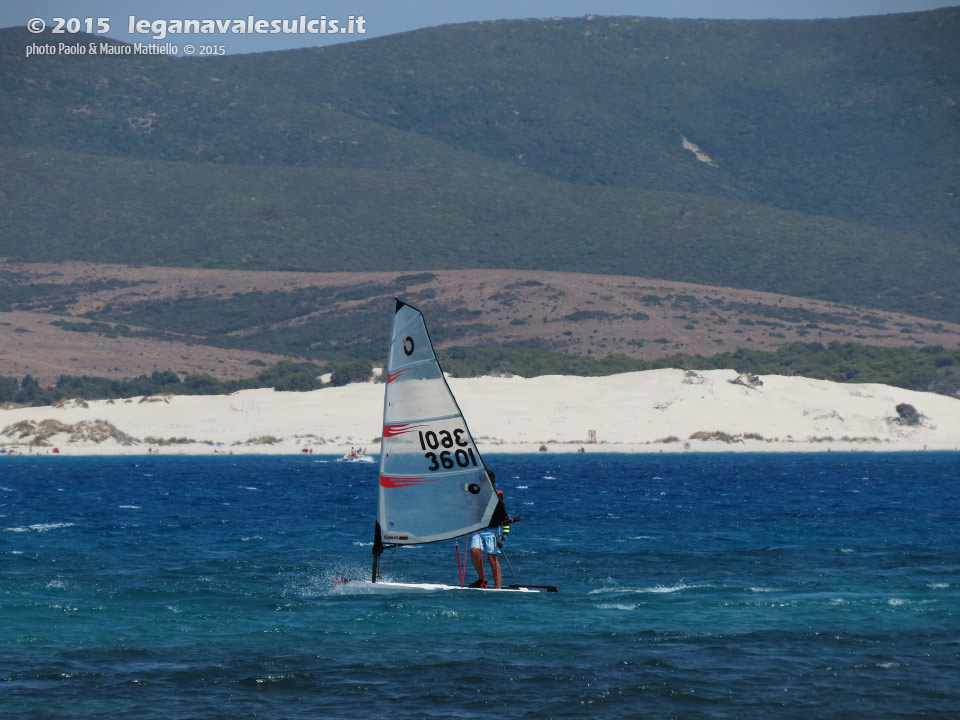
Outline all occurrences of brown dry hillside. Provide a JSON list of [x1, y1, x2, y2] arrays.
[[2, 261, 959, 383]]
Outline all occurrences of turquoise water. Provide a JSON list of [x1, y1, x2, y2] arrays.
[[2, 453, 958, 718]]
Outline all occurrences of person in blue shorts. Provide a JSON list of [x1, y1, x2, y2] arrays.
[[469, 470, 504, 589]]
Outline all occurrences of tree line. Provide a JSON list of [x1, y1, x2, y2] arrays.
[[0, 359, 376, 406], [2, 343, 958, 407]]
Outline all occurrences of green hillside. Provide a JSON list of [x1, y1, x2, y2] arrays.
[[2, 145, 958, 321], [228, 10, 960, 240], [1, 9, 958, 320]]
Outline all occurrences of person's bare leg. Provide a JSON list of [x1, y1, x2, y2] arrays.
[[471, 547, 485, 585], [488, 554, 502, 589]]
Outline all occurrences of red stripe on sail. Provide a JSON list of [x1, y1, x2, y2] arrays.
[[387, 369, 408, 383], [380, 475, 435, 488], [382, 423, 423, 437]]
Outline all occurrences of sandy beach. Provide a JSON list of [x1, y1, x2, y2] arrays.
[[1, 369, 958, 455]]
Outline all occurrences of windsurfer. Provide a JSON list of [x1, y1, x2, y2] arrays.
[[468, 470, 505, 589]]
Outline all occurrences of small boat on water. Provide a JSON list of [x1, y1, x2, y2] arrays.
[[339, 447, 373, 462]]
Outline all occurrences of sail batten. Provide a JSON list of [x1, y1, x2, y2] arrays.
[[385, 412, 461, 425], [374, 301, 498, 554], [387, 357, 434, 374]]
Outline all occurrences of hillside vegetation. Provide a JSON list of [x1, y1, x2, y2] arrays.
[[3, 341, 959, 407], [1, 9, 958, 322], [2, 263, 959, 394]]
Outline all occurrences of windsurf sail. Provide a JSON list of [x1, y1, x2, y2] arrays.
[[372, 299, 506, 582]]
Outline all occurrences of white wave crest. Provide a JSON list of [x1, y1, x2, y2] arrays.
[[598, 603, 638, 611], [590, 583, 702, 595], [5, 522, 76, 533], [641, 583, 702, 594]]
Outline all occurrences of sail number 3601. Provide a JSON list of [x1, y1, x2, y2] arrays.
[[418, 429, 478, 471]]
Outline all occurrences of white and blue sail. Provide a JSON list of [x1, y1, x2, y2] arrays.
[[372, 299, 505, 580]]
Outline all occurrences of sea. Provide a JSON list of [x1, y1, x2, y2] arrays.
[[2, 452, 958, 719]]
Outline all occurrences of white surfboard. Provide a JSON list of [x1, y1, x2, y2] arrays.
[[336, 579, 553, 593]]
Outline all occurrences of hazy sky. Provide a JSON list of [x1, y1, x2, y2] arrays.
[[4, 1, 954, 54]]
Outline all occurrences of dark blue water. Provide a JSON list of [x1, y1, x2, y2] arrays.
[[2, 453, 958, 718]]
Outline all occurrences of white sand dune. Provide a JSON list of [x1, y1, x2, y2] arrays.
[[1, 369, 958, 455]]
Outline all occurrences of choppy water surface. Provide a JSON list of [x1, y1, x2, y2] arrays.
[[2, 453, 958, 718]]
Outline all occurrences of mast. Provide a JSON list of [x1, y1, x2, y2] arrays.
[[372, 521, 384, 582]]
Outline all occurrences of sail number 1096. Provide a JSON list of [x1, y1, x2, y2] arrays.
[[418, 429, 478, 472]]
